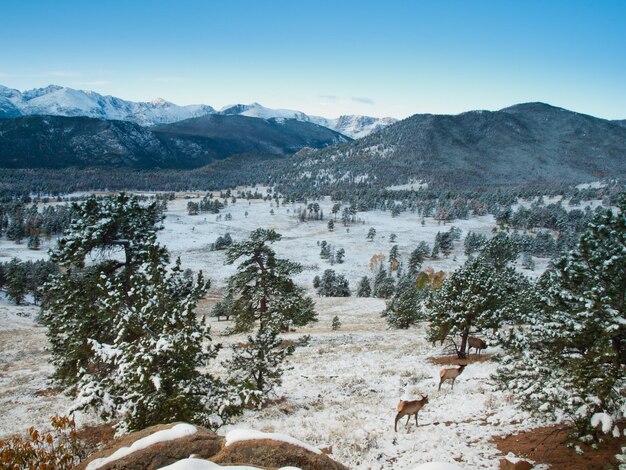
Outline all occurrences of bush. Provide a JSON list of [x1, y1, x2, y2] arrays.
[[0, 415, 81, 469]]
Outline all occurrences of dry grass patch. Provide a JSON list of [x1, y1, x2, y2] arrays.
[[495, 424, 625, 470]]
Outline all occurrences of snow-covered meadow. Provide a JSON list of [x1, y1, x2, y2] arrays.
[[0, 190, 569, 468]]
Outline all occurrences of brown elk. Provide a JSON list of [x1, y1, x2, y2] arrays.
[[467, 336, 487, 356], [438, 364, 466, 391], [394, 395, 429, 432]]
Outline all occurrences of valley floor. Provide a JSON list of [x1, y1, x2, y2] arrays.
[[0, 296, 553, 469]]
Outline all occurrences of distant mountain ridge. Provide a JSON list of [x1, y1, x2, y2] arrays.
[[0, 84, 396, 138], [0, 113, 349, 169], [272, 102, 626, 191]]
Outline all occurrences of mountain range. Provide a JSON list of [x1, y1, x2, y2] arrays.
[[272, 102, 626, 190], [0, 85, 395, 138], [0, 113, 349, 169], [0, 94, 624, 189]]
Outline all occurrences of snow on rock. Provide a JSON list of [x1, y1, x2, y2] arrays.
[[160, 458, 301, 469], [414, 463, 464, 470], [86, 423, 197, 470], [225, 429, 322, 455]]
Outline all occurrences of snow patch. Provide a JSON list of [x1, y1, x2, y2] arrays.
[[160, 458, 301, 469], [86, 423, 197, 470], [414, 462, 464, 470]]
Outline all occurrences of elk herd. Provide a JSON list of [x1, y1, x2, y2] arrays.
[[394, 336, 487, 432]]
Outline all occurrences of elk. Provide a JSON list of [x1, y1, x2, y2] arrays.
[[394, 395, 429, 432], [438, 364, 466, 391], [467, 336, 487, 356]]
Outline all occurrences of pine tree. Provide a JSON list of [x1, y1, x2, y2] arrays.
[[223, 229, 316, 400], [317, 269, 350, 297], [408, 242, 430, 275], [356, 276, 372, 297], [383, 276, 424, 329], [389, 245, 400, 272], [373, 268, 395, 299], [481, 232, 519, 269], [42, 194, 231, 432], [367, 227, 376, 241], [336, 247, 345, 264], [331, 316, 341, 331], [426, 240, 529, 358], [226, 328, 303, 402], [27, 233, 41, 250], [6, 258, 27, 305], [495, 197, 626, 439], [327, 220, 334, 232]]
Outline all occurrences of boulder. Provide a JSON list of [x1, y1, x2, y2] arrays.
[[76, 423, 223, 470], [212, 438, 349, 470]]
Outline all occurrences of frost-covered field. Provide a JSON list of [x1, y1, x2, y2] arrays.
[[0, 191, 561, 468], [217, 298, 550, 470], [158, 193, 530, 289]]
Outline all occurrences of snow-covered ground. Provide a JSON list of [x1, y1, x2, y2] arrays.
[[0, 191, 562, 468], [157, 193, 520, 290], [213, 297, 550, 469]]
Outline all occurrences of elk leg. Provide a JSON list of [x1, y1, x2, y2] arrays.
[[394, 414, 401, 432], [405, 415, 410, 427], [415, 412, 418, 427], [438, 380, 442, 391]]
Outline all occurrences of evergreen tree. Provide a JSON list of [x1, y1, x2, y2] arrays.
[[331, 315, 341, 331], [481, 232, 519, 269], [327, 219, 334, 232], [408, 241, 430, 275], [6, 258, 27, 305], [317, 269, 350, 297], [432, 231, 453, 258], [225, 327, 303, 401], [27, 233, 41, 250], [383, 275, 424, 329], [336, 247, 345, 264], [495, 198, 626, 439], [367, 227, 376, 241], [426, 244, 529, 358], [319, 241, 331, 260], [464, 231, 487, 256], [356, 276, 372, 297], [373, 268, 395, 299], [388, 245, 400, 271], [223, 229, 316, 400], [42, 194, 230, 432]]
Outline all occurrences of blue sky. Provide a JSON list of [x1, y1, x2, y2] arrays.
[[1, 0, 624, 119]]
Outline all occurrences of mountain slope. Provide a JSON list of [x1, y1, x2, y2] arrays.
[[0, 114, 350, 169], [273, 102, 626, 191], [154, 114, 349, 155], [0, 85, 396, 137]]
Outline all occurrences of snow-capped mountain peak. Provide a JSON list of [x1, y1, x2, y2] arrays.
[[0, 84, 396, 137]]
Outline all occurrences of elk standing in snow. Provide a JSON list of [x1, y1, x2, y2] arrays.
[[394, 395, 429, 432], [438, 364, 466, 391], [467, 336, 487, 356]]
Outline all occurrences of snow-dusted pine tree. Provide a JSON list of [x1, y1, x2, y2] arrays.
[[42, 194, 234, 432], [223, 228, 316, 401], [426, 235, 529, 358], [495, 196, 626, 440], [383, 275, 425, 329]]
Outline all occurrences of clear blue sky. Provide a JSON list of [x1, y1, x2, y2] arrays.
[[1, 0, 624, 119]]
